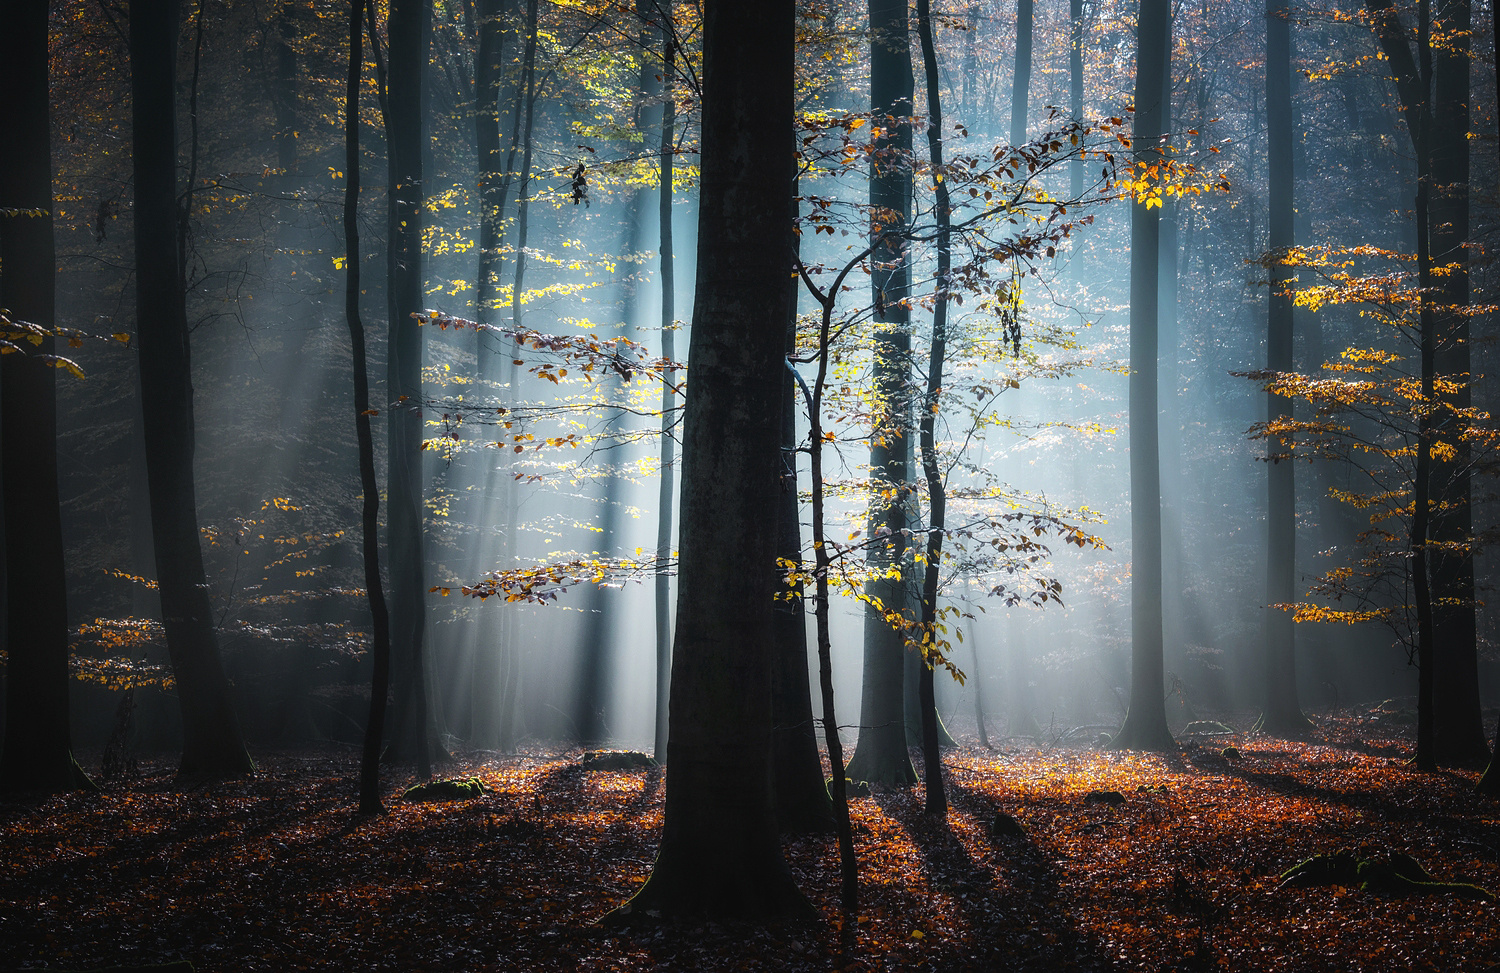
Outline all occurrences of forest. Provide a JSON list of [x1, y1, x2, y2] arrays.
[[2, 0, 1500, 969]]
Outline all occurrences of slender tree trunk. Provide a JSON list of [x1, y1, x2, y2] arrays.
[[1070, 0, 1085, 199], [969, 623, 990, 748], [384, 0, 434, 778], [654, 23, 676, 761], [914, 0, 951, 816], [348, 0, 395, 813], [130, 0, 255, 779], [773, 183, 834, 834], [1110, 0, 1175, 752], [846, 0, 918, 789], [1010, 0, 1033, 147], [0, 0, 95, 796], [1257, 0, 1311, 737], [606, 0, 810, 922], [806, 282, 863, 912]]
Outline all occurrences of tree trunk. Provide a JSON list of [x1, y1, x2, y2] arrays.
[[1427, 0, 1486, 765], [130, 0, 255, 779], [773, 194, 833, 834], [0, 0, 95, 795], [347, 0, 396, 815], [846, 0, 918, 789], [1110, 0, 1175, 752], [1010, 0, 1033, 147], [1256, 0, 1311, 738], [606, 0, 811, 922], [654, 19, 676, 761], [1070, 0, 1084, 199], [466, 0, 516, 751], [384, 0, 434, 777], [914, 0, 951, 817]]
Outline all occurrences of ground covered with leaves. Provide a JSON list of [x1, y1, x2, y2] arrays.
[[4, 716, 1498, 971]]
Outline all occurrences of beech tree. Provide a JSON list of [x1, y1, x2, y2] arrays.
[[130, 0, 254, 778], [0, 0, 94, 795], [1110, 0, 1175, 751], [845, 0, 919, 789], [609, 0, 810, 920]]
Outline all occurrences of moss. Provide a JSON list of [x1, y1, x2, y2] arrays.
[[827, 776, 871, 798], [579, 750, 657, 771], [401, 777, 485, 802], [1280, 845, 1494, 902]]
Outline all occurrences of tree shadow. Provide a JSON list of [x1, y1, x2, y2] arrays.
[[873, 781, 1126, 971]]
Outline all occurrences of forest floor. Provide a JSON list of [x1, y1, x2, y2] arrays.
[[3, 713, 1499, 972]]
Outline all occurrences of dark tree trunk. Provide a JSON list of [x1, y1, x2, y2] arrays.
[[606, 0, 810, 922], [0, 0, 95, 796], [1256, 0, 1311, 738], [384, 0, 434, 777], [914, 0, 951, 817], [348, 0, 395, 815], [1427, 0, 1486, 765], [772, 195, 833, 834], [654, 20, 676, 761], [1364, 0, 1481, 769], [130, 0, 255, 779], [1110, 0, 1175, 752], [846, 0, 918, 789]]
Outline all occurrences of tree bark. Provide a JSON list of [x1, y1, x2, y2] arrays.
[[384, 0, 434, 777], [130, 0, 255, 779], [1010, 0, 1033, 147], [1257, 0, 1311, 738], [347, 0, 396, 815], [914, 0, 951, 817], [846, 0, 918, 789], [773, 197, 833, 834], [1426, 0, 1486, 765], [0, 0, 95, 795], [607, 0, 810, 922], [1110, 0, 1175, 752], [654, 19, 676, 761]]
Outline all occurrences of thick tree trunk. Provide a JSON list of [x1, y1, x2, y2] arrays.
[[1257, 0, 1311, 738], [1427, 0, 1486, 765], [846, 0, 918, 789], [607, 0, 810, 922], [0, 0, 95, 795], [130, 0, 255, 779], [1110, 0, 1175, 752], [384, 0, 434, 777]]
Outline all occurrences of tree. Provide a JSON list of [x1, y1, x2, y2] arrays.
[[653, 10, 676, 761], [130, 0, 255, 778], [1109, 0, 1175, 752], [0, 0, 95, 795], [608, 0, 811, 921], [346, 0, 396, 816], [383, 0, 436, 776], [913, 0, 952, 816], [1256, 0, 1311, 738], [845, 0, 919, 789]]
